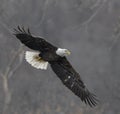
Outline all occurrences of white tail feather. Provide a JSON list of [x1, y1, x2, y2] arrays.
[[25, 51, 48, 70]]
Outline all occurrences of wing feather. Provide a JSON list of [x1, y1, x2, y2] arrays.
[[50, 57, 99, 107], [14, 26, 57, 52]]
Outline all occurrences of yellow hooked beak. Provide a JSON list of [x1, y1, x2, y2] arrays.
[[65, 50, 71, 55]]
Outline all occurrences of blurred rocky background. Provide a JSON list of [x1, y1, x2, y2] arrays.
[[0, 0, 120, 114]]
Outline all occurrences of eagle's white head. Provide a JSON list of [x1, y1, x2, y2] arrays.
[[56, 48, 71, 57]]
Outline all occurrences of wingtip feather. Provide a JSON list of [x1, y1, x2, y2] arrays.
[[13, 26, 32, 35]]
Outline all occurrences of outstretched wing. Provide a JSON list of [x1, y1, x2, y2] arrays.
[[14, 26, 57, 52], [50, 57, 98, 107]]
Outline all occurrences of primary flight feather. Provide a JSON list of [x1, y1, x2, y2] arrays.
[[14, 26, 98, 107]]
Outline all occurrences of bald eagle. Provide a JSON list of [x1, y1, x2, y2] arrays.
[[14, 26, 98, 107]]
